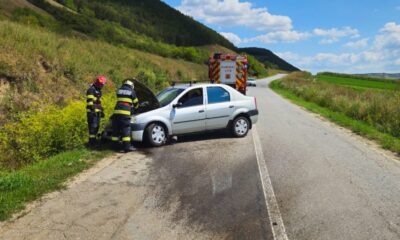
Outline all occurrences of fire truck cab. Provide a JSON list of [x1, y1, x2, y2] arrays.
[[209, 53, 248, 95]]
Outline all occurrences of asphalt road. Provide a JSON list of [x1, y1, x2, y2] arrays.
[[1, 74, 399, 239], [0, 134, 271, 240], [250, 75, 400, 240]]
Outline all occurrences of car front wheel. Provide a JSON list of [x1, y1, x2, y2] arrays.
[[232, 116, 250, 138], [146, 123, 167, 147]]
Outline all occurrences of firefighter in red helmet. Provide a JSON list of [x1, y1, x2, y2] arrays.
[[86, 76, 107, 147]]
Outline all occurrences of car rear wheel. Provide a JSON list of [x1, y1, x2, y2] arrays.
[[232, 116, 250, 138], [146, 123, 167, 147]]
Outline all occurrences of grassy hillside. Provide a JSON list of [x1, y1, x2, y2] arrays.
[[21, 0, 234, 62], [239, 47, 299, 72], [0, 20, 208, 122], [271, 72, 400, 154], [8, 1, 205, 63], [2, 0, 272, 73]]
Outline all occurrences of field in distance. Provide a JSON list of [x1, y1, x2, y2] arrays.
[[316, 73, 400, 91]]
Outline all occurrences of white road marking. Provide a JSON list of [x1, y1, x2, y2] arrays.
[[252, 125, 289, 240]]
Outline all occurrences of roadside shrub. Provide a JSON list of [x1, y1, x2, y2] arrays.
[[0, 94, 115, 168]]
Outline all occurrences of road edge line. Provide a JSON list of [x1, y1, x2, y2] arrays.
[[252, 125, 289, 240]]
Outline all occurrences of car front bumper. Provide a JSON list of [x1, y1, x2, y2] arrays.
[[131, 123, 146, 142], [131, 130, 144, 142]]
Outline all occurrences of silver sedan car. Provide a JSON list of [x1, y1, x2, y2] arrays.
[[105, 81, 259, 147]]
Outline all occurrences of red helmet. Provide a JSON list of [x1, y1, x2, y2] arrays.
[[94, 76, 107, 87]]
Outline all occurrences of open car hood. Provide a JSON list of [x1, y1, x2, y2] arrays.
[[130, 78, 160, 114]]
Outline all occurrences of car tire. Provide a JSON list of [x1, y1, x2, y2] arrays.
[[146, 123, 167, 147], [231, 116, 250, 138]]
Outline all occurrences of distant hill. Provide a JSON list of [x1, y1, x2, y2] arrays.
[[238, 47, 300, 72], [27, 0, 235, 49], [356, 73, 400, 80]]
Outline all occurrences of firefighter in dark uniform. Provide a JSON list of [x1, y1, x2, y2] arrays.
[[112, 79, 139, 152], [86, 76, 107, 147]]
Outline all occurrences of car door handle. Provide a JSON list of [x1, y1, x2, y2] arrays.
[[199, 110, 205, 113], [229, 105, 234, 108]]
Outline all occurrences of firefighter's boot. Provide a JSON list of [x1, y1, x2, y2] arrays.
[[123, 142, 136, 153], [88, 137, 97, 148]]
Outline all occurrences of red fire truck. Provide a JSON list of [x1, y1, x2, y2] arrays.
[[209, 53, 248, 95]]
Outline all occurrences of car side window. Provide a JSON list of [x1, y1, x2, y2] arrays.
[[207, 87, 230, 104], [178, 88, 204, 108]]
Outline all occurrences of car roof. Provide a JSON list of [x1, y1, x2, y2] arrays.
[[171, 83, 230, 90]]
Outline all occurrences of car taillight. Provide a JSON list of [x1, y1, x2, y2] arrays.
[[254, 97, 258, 110]]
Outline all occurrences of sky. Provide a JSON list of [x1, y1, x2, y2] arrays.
[[163, 0, 400, 74]]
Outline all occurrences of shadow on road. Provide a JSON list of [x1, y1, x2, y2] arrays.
[[175, 130, 233, 143], [143, 132, 271, 239], [134, 130, 234, 151]]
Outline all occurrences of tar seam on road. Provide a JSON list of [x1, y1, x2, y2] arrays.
[[252, 125, 289, 240]]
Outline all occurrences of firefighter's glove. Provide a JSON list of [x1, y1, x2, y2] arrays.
[[100, 112, 105, 118]]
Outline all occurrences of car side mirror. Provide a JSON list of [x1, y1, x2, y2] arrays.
[[173, 102, 183, 108]]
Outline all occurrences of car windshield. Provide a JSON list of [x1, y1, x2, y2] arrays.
[[156, 88, 185, 107]]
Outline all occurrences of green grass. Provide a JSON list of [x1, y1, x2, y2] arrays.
[[317, 74, 400, 91], [0, 148, 112, 221], [270, 80, 400, 155]]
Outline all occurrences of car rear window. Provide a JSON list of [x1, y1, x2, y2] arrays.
[[207, 87, 230, 104]]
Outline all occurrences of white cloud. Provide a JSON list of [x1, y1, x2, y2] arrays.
[[244, 31, 310, 44], [344, 38, 369, 48], [313, 27, 360, 44], [319, 38, 339, 45], [177, 0, 292, 32], [220, 32, 242, 45], [380, 22, 400, 33], [279, 22, 400, 73], [314, 53, 360, 64]]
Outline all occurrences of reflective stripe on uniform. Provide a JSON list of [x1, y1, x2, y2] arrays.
[[89, 135, 96, 138], [87, 95, 97, 100], [111, 137, 119, 141], [117, 98, 133, 103], [122, 137, 131, 142], [95, 109, 101, 112], [87, 102, 94, 106], [133, 98, 139, 104], [87, 109, 92, 112], [113, 110, 131, 115]]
